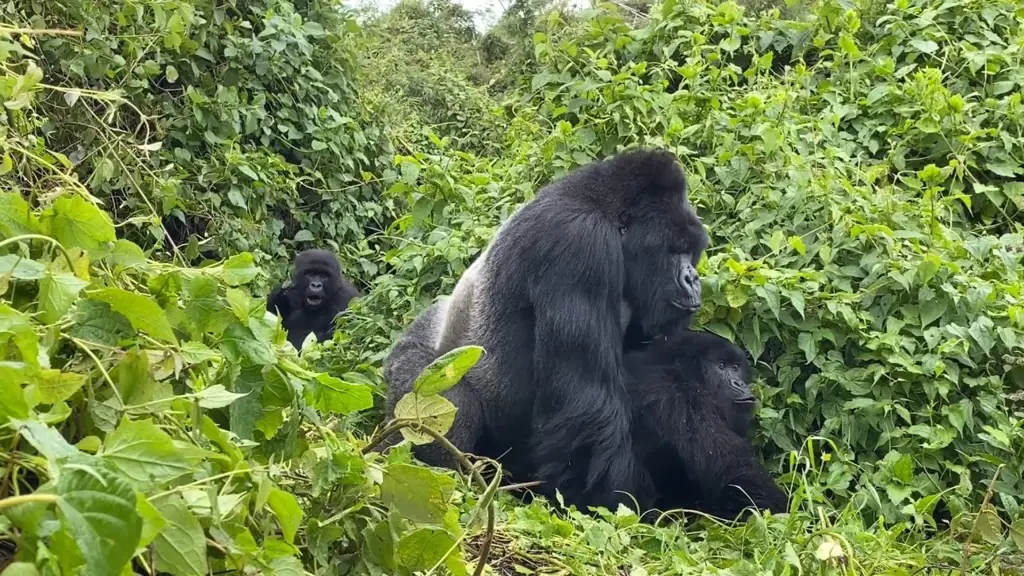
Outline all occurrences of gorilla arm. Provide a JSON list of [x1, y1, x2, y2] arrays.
[[267, 284, 291, 318], [526, 213, 650, 510]]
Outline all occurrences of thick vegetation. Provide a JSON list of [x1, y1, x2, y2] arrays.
[[1, 0, 1023, 574]]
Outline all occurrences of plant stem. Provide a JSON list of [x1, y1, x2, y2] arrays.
[[0, 493, 59, 511]]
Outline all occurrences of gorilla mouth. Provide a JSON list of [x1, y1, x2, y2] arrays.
[[734, 397, 756, 404], [306, 295, 323, 307], [671, 300, 701, 312]]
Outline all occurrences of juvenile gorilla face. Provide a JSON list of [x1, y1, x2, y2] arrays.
[[290, 250, 341, 311], [622, 187, 708, 339], [704, 346, 756, 437]]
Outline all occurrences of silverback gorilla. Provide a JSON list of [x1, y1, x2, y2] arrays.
[[267, 249, 360, 349], [383, 149, 708, 510], [626, 330, 788, 519]]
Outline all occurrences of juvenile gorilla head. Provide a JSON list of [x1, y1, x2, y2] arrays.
[[267, 249, 359, 349], [291, 250, 341, 310], [701, 336, 757, 438]]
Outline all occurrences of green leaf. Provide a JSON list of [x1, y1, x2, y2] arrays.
[[838, 33, 860, 58], [56, 461, 142, 576], [0, 255, 46, 280], [893, 453, 913, 484], [787, 290, 805, 319], [312, 374, 373, 414], [910, 39, 939, 54], [38, 272, 88, 324], [110, 239, 147, 269], [267, 488, 304, 544], [797, 332, 817, 363], [0, 563, 40, 576], [381, 463, 456, 524], [917, 254, 941, 284], [88, 288, 178, 344], [238, 166, 259, 181], [975, 505, 1002, 544], [14, 420, 80, 461], [787, 235, 806, 255], [397, 528, 458, 572], [394, 393, 458, 443], [194, 384, 248, 409], [152, 494, 209, 576], [1010, 519, 1024, 551], [0, 304, 43, 370], [413, 345, 484, 396], [222, 253, 260, 286], [102, 418, 194, 488], [0, 192, 39, 237], [166, 65, 179, 83], [136, 493, 167, 549], [33, 369, 87, 404], [46, 195, 116, 253], [69, 300, 133, 346], [919, 297, 946, 328], [221, 322, 276, 366], [0, 365, 30, 421], [267, 556, 304, 576]]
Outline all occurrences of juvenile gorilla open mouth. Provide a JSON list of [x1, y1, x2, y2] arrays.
[[306, 295, 323, 306]]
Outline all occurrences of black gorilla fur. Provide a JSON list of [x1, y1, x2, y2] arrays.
[[626, 330, 788, 519], [383, 148, 709, 510], [267, 249, 359, 349]]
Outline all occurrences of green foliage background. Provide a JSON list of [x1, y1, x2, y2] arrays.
[[2, 0, 1024, 573]]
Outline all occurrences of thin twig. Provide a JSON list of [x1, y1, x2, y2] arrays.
[[498, 481, 543, 492], [961, 464, 1003, 575]]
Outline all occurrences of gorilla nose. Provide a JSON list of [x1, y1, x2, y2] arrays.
[[309, 281, 323, 291], [679, 265, 698, 288]]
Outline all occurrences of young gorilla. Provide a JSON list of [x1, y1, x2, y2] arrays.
[[626, 330, 788, 519], [384, 148, 709, 510], [267, 249, 360, 349]]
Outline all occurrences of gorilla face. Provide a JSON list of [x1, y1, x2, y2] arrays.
[[291, 250, 341, 311], [302, 270, 329, 308], [704, 344, 756, 438], [621, 189, 708, 340]]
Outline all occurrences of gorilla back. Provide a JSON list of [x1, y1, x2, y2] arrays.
[[267, 249, 359, 349], [446, 148, 708, 509]]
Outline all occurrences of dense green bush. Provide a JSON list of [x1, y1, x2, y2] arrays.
[[8, 0, 391, 275]]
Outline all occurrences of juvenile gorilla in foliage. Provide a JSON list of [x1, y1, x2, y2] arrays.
[[627, 330, 788, 519], [384, 148, 708, 510], [267, 249, 359, 349]]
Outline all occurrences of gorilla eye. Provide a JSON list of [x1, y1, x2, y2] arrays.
[[718, 361, 726, 369]]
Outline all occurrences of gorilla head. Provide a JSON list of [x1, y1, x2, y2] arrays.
[[292, 250, 340, 310], [267, 249, 359, 349], [700, 335, 757, 438], [619, 170, 706, 342]]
